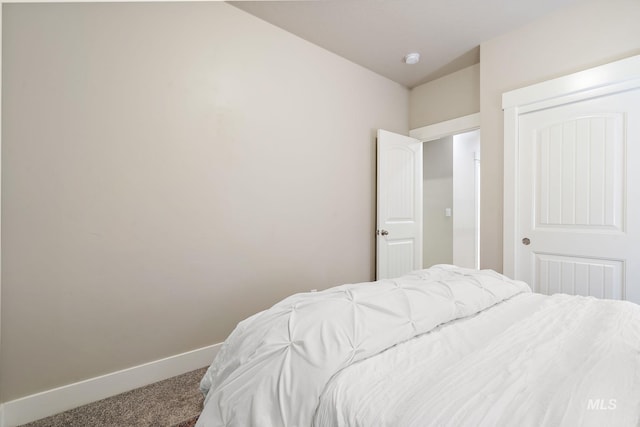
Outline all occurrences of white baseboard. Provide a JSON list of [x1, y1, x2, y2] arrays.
[[1, 342, 222, 427]]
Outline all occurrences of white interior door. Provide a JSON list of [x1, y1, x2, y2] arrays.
[[376, 129, 422, 280], [517, 89, 640, 303]]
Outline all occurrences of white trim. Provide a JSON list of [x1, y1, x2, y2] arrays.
[[409, 113, 480, 142], [502, 107, 518, 279], [514, 79, 640, 115], [502, 55, 640, 111], [502, 53, 640, 277], [1, 343, 221, 427], [0, 8, 3, 425]]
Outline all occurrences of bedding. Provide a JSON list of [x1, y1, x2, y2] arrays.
[[315, 293, 640, 426], [313, 292, 548, 426], [196, 265, 640, 427]]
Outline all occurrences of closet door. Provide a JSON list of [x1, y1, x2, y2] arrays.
[[516, 89, 640, 303]]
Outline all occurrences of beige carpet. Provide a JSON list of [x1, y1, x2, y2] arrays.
[[19, 367, 207, 427]]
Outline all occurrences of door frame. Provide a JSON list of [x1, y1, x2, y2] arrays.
[[410, 113, 480, 143], [502, 54, 640, 279]]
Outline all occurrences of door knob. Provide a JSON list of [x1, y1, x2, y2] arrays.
[[522, 237, 530, 245], [378, 229, 389, 236]]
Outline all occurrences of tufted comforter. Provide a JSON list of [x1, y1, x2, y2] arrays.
[[197, 265, 640, 426], [314, 293, 640, 426], [196, 265, 532, 427]]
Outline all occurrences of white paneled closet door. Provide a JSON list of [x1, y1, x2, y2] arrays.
[[517, 89, 640, 303]]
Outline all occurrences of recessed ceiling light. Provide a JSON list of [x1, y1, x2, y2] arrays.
[[404, 53, 420, 65]]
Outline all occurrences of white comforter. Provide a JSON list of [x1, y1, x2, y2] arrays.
[[197, 265, 640, 427], [197, 266, 530, 427], [314, 293, 640, 427]]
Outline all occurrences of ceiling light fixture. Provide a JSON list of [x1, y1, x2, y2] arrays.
[[404, 53, 420, 65]]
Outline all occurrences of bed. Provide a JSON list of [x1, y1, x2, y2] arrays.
[[196, 265, 640, 427]]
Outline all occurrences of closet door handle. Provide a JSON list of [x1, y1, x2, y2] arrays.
[[378, 229, 389, 236]]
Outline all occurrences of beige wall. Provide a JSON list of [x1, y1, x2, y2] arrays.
[[0, 3, 408, 401], [479, 0, 640, 272], [409, 63, 479, 129]]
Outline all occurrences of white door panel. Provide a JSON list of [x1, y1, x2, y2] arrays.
[[535, 254, 623, 299], [518, 89, 640, 303], [376, 130, 422, 280]]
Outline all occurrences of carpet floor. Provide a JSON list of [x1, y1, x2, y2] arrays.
[[19, 367, 207, 427]]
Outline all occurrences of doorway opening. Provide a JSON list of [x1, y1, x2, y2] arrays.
[[422, 130, 480, 268], [410, 113, 480, 269]]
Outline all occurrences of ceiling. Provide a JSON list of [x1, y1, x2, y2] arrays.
[[229, 0, 584, 88]]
